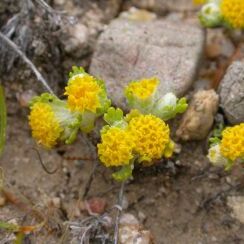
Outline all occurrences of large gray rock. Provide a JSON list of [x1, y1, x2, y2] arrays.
[[219, 61, 244, 124], [124, 0, 199, 14], [90, 18, 205, 109]]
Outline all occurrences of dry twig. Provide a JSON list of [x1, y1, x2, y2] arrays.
[[0, 32, 54, 94], [113, 181, 125, 244]]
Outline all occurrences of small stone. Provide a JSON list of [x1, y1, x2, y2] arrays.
[[144, 198, 156, 205], [32, 40, 47, 56], [227, 196, 244, 224], [120, 213, 139, 225], [0, 195, 6, 207], [211, 236, 217, 242], [159, 186, 167, 195], [176, 90, 219, 141], [138, 211, 147, 223], [54, 0, 65, 5], [51, 197, 61, 208], [17, 90, 37, 107], [175, 160, 181, 166], [225, 176, 232, 184], [208, 173, 219, 180], [206, 29, 235, 59], [196, 187, 202, 194], [85, 197, 107, 215], [90, 17, 204, 110], [194, 160, 202, 167], [173, 143, 182, 154], [119, 213, 153, 244], [219, 61, 244, 124], [120, 7, 157, 21], [126, 0, 199, 13], [62, 24, 89, 57]]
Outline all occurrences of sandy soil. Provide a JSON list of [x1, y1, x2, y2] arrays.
[[0, 98, 244, 244]]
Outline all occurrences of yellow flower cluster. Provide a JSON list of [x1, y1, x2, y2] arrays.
[[98, 127, 135, 167], [64, 74, 102, 113], [29, 102, 63, 148], [220, 123, 244, 161], [126, 78, 159, 100], [221, 0, 244, 28], [128, 114, 170, 162]]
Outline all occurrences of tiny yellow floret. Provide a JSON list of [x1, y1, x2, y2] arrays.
[[29, 102, 62, 148], [126, 78, 159, 100], [98, 127, 135, 167], [128, 114, 170, 162], [220, 123, 244, 161], [221, 0, 244, 29], [64, 74, 102, 113]]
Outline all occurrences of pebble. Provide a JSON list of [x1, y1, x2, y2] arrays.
[[0, 195, 6, 207], [176, 90, 219, 141], [227, 196, 244, 224], [219, 61, 244, 124], [17, 90, 36, 107], [138, 211, 147, 223], [51, 197, 61, 209]]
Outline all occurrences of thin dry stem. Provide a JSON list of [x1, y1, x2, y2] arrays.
[[113, 181, 125, 244], [0, 32, 54, 94]]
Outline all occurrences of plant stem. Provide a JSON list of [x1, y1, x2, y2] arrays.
[[0, 32, 54, 94], [0, 85, 6, 156], [113, 181, 125, 244]]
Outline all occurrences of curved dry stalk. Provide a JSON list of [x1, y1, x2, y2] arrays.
[[32, 147, 60, 174], [0, 32, 54, 94]]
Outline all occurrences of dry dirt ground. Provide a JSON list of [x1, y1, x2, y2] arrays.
[[1, 99, 244, 244]]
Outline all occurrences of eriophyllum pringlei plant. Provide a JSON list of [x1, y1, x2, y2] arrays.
[[28, 68, 188, 182], [208, 123, 244, 170], [97, 77, 188, 181], [29, 66, 111, 149]]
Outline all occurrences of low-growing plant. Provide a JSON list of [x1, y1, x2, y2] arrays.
[[208, 123, 244, 170], [28, 68, 188, 182], [196, 0, 244, 29]]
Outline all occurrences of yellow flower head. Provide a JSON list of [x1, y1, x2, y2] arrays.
[[220, 123, 244, 161], [128, 114, 170, 162], [64, 74, 102, 113], [29, 102, 63, 148], [98, 127, 135, 167], [221, 0, 244, 28], [125, 78, 159, 100]]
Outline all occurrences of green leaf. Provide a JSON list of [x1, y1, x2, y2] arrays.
[[112, 164, 133, 182], [104, 107, 124, 126], [15, 232, 25, 244], [208, 123, 224, 147], [29, 93, 59, 108], [212, 123, 224, 138], [0, 221, 19, 232], [209, 137, 221, 147], [154, 96, 188, 121], [68, 66, 85, 78], [175, 98, 188, 113], [0, 85, 7, 156], [224, 159, 234, 171]]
